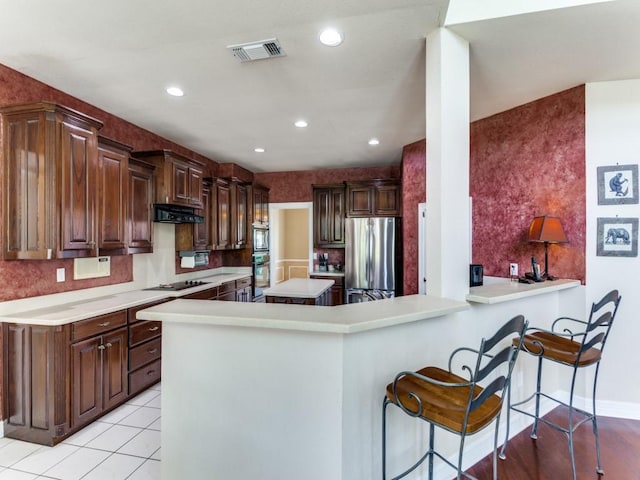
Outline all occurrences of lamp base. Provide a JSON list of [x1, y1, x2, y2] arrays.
[[543, 272, 558, 281]]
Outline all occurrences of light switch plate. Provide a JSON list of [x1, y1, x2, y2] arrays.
[[56, 268, 65, 282]]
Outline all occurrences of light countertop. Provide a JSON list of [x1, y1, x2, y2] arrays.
[[309, 270, 345, 278], [0, 272, 251, 326], [466, 278, 581, 304], [137, 294, 470, 334], [263, 278, 334, 298]]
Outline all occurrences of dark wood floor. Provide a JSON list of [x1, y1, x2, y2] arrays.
[[464, 407, 640, 480]]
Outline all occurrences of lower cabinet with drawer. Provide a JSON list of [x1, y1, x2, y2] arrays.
[[4, 309, 131, 446], [127, 300, 167, 396]]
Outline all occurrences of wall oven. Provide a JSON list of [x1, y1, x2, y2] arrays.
[[252, 253, 270, 302], [253, 226, 269, 253]]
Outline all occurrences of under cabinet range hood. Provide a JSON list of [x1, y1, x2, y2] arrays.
[[153, 204, 204, 224]]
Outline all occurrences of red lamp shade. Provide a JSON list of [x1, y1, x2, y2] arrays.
[[528, 216, 568, 244]]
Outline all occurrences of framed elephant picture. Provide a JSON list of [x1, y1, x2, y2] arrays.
[[597, 217, 638, 257], [597, 164, 639, 205]]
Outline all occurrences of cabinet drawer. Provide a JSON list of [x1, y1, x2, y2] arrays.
[[236, 277, 252, 289], [72, 311, 127, 342], [129, 337, 162, 371], [218, 281, 235, 295], [129, 359, 161, 396], [129, 321, 162, 347], [182, 286, 218, 300], [128, 298, 170, 325]]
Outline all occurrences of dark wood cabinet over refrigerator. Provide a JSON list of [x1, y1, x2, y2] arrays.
[[313, 184, 346, 247]]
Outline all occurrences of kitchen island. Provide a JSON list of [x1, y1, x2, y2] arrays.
[[138, 295, 469, 479], [263, 277, 334, 305]]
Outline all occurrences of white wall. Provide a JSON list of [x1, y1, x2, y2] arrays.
[[586, 79, 640, 412]]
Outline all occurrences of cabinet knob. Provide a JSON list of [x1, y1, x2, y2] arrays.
[[105, 342, 112, 348], [98, 321, 110, 327], [98, 344, 106, 350], [147, 348, 158, 354], [148, 326, 159, 332]]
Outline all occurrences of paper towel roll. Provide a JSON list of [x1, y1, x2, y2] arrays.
[[181, 256, 196, 268]]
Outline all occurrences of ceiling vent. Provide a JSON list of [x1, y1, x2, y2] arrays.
[[227, 38, 286, 63]]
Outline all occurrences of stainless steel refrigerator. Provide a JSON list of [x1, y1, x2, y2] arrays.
[[345, 217, 397, 303]]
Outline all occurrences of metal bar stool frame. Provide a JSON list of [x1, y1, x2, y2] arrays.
[[500, 289, 621, 480], [382, 315, 528, 480]]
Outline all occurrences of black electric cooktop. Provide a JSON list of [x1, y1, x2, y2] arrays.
[[143, 280, 210, 291]]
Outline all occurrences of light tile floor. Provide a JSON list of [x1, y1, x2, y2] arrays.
[[0, 383, 161, 480]]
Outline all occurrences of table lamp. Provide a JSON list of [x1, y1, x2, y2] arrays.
[[528, 215, 568, 281]]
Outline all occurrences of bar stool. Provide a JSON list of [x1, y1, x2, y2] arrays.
[[500, 289, 621, 479], [382, 315, 527, 480]]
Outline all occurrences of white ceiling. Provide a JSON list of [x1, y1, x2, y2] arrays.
[[0, 0, 638, 173]]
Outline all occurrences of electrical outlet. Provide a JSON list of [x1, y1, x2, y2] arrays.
[[56, 268, 65, 282], [313, 253, 318, 260], [509, 263, 518, 277]]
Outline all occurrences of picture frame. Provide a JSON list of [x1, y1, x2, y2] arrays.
[[597, 164, 639, 205], [596, 217, 638, 257]]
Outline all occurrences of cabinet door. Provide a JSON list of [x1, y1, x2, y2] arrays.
[[189, 164, 204, 208], [346, 185, 373, 217], [127, 160, 154, 253], [253, 186, 269, 225], [60, 120, 98, 256], [98, 140, 128, 254], [313, 186, 345, 247], [172, 160, 190, 205], [102, 328, 128, 410], [234, 183, 248, 248], [374, 184, 401, 216], [193, 183, 211, 250], [215, 180, 232, 249], [71, 336, 102, 427]]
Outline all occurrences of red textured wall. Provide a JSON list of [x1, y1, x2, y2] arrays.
[[470, 86, 586, 282], [0, 64, 220, 301], [254, 166, 401, 203], [401, 139, 426, 295]]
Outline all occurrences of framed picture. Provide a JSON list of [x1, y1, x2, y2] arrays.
[[597, 164, 639, 205], [596, 217, 638, 257]]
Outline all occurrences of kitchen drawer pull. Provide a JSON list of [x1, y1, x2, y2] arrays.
[[148, 326, 159, 332], [147, 369, 157, 376], [98, 321, 110, 327], [147, 348, 158, 354]]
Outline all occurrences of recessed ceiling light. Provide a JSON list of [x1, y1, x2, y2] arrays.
[[294, 120, 308, 128], [254, 147, 265, 153], [319, 28, 343, 47], [166, 86, 184, 97], [368, 138, 380, 146]]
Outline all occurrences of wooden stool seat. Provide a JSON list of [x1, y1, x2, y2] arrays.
[[519, 331, 602, 367], [386, 366, 501, 435]]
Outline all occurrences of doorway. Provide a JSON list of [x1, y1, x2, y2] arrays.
[[269, 202, 313, 285]]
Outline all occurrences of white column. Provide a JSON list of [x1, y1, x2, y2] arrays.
[[425, 28, 470, 300]]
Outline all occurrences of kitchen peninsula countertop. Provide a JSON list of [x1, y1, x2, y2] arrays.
[[466, 278, 580, 304], [138, 294, 469, 334], [0, 272, 251, 326]]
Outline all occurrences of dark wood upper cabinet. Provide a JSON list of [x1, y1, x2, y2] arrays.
[[131, 150, 205, 208], [313, 184, 346, 247], [233, 183, 248, 249], [1, 102, 103, 260], [127, 159, 155, 254], [252, 184, 269, 226], [176, 179, 212, 251], [346, 179, 401, 217], [213, 178, 232, 249], [97, 137, 131, 255]]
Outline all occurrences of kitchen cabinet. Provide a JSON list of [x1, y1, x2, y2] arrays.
[[127, 300, 167, 396], [1, 101, 103, 260], [213, 178, 232, 249], [97, 137, 131, 255], [235, 276, 253, 302], [176, 179, 212, 252], [232, 182, 248, 249], [131, 150, 205, 208], [313, 184, 346, 247], [252, 184, 269, 226], [346, 179, 401, 217], [309, 274, 344, 305], [215, 277, 252, 302], [182, 285, 219, 300], [71, 319, 128, 427], [3, 308, 134, 445], [127, 158, 155, 254]]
